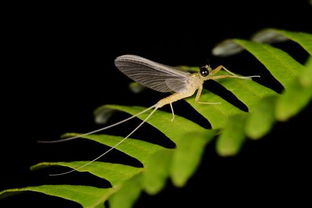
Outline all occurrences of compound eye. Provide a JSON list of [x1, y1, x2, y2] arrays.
[[200, 66, 209, 77]]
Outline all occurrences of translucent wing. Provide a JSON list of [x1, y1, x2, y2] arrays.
[[165, 78, 189, 93], [115, 55, 192, 93]]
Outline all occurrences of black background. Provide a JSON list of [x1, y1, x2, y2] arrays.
[[1, 1, 312, 207]]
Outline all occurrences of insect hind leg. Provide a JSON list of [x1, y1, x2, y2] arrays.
[[169, 102, 175, 122]]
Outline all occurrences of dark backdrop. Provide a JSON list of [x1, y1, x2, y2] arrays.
[[1, 1, 311, 207]]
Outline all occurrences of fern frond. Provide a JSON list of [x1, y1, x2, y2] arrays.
[[1, 29, 311, 208]]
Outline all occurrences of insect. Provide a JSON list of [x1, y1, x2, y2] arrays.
[[41, 55, 260, 176]]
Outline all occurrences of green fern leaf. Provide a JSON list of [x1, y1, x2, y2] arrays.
[[101, 105, 216, 187], [0, 185, 115, 208], [31, 161, 142, 186], [252, 29, 312, 55], [1, 29, 311, 208]]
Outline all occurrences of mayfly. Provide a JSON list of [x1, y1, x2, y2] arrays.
[[41, 55, 260, 176]]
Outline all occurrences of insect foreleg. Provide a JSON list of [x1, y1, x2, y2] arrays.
[[211, 65, 260, 80], [210, 65, 224, 75], [210, 74, 258, 80]]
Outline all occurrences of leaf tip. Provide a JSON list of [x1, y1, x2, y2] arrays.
[[212, 39, 244, 57]]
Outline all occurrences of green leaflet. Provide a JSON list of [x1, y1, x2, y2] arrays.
[[213, 28, 312, 57], [301, 57, 312, 87], [274, 30, 312, 55], [233, 39, 304, 88], [30, 161, 144, 208], [31, 161, 143, 186], [186, 90, 243, 129], [61, 134, 173, 195], [230, 37, 311, 122], [245, 95, 278, 139], [217, 114, 248, 156], [108, 174, 142, 208], [102, 105, 216, 187], [0, 185, 115, 208], [275, 71, 312, 121], [1, 29, 311, 208], [212, 37, 309, 153], [252, 29, 312, 56], [217, 74, 277, 110]]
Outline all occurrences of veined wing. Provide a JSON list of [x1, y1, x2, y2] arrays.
[[115, 55, 192, 93]]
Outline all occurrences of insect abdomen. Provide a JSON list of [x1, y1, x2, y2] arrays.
[[156, 91, 195, 108]]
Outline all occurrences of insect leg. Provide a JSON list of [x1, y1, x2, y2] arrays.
[[210, 65, 224, 75], [210, 74, 259, 80], [211, 65, 240, 76], [195, 85, 220, 105], [211, 65, 260, 79], [169, 102, 175, 122]]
